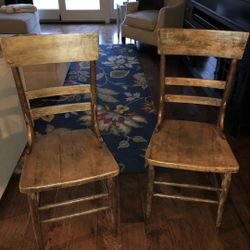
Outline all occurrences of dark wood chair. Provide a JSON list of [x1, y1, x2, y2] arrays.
[[1, 33, 120, 250], [145, 28, 249, 228]]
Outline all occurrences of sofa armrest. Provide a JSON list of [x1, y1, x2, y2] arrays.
[[156, 0, 186, 30], [126, 2, 139, 14]]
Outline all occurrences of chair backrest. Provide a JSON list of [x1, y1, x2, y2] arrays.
[[164, 0, 181, 6], [0, 32, 100, 147], [156, 28, 249, 135]]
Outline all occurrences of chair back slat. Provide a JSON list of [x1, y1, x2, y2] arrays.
[[31, 103, 91, 119], [165, 94, 222, 107], [1, 33, 99, 66], [1, 33, 100, 147], [165, 77, 226, 89], [26, 85, 91, 100], [156, 28, 249, 133], [158, 28, 248, 59]]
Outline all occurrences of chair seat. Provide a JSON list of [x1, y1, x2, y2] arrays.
[[19, 129, 119, 193], [124, 10, 159, 31], [146, 120, 239, 173]]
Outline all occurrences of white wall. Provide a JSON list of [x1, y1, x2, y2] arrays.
[[0, 57, 27, 199]]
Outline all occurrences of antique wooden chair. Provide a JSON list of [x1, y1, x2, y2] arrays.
[[1, 33, 120, 249], [145, 28, 249, 228]]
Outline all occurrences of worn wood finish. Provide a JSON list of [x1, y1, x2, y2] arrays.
[[157, 28, 249, 59], [216, 173, 232, 228], [154, 180, 222, 191], [28, 193, 43, 250], [146, 28, 248, 229], [165, 77, 226, 89], [1, 33, 99, 66], [1, 32, 120, 250], [41, 206, 110, 224], [107, 177, 120, 234], [31, 103, 91, 119], [146, 165, 155, 227], [39, 193, 109, 211], [217, 59, 238, 135], [19, 129, 119, 193], [153, 193, 219, 204], [26, 84, 91, 100], [0, 23, 250, 250], [11, 67, 34, 148], [156, 55, 166, 130], [165, 94, 222, 106], [147, 120, 239, 173], [90, 61, 102, 141]]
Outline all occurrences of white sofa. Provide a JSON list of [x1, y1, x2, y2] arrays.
[[0, 11, 41, 34], [0, 6, 69, 90]]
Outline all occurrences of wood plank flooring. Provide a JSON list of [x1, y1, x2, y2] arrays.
[[0, 24, 250, 250]]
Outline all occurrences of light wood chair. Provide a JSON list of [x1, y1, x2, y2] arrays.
[[1, 33, 120, 249], [145, 28, 249, 228]]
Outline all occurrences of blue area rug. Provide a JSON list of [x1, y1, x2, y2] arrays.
[[34, 44, 157, 172]]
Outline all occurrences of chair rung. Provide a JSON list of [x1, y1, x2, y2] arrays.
[[154, 181, 222, 192], [153, 193, 218, 204], [39, 193, 109, 211], [41, 206, 110, 224]]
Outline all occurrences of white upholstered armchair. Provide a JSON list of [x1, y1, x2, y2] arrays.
[[121, 0, 186, 46]]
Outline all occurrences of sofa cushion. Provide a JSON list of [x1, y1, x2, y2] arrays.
[[124, 10, 159, 31], [164, 0, 180, 5], [138, 0, 164, 10], [0, 11, 40, 33], [22, 63, 70, 90]]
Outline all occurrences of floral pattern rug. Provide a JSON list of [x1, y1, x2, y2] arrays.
[[34, 44, 157, 172]]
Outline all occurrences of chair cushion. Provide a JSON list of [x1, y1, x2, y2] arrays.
[[0, 12, 39, 33], [124, 10, 159, 31], [138, 0, 164, 10], [146, 120, 239, 173]]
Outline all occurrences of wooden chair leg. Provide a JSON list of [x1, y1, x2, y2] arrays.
[[216, 173, 232, 228], [27, 192, 44, 250], [146, 165, 155, 228], [108, 177, 120, 235]]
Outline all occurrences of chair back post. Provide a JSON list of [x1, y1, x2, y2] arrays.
[[0, 33, 121, 250], [147, 27, 249, 230], [217, 58, 238, 137], [1, 32, 100, 143], [90, 60, 102, 141], [156, 54, 166, 131], [157, 28, 249, 135], [11, 66, 35, 148]]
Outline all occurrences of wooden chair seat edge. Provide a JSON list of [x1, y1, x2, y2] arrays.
[[145, 157, 239, 173], [19, 169, 119, 194]]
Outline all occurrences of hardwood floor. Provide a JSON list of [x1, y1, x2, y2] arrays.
[[0, 24, 250, 250]]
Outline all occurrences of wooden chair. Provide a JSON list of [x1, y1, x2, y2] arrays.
[[145, 28, 249, 228], [1, 33, 120, 249]]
